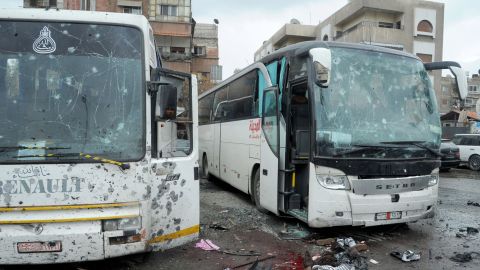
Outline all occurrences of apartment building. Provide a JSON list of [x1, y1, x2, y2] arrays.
[[191, 23, 221, 93], [24, 0, 222, 84], [255, 0, 448, 112]]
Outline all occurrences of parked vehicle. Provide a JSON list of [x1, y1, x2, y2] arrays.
[[452, 134, 480, 171], [440, 140, 460, 172], [0, 9, 200, 264], [198, 41, 468, 228]]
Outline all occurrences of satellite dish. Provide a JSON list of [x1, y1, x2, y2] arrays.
[[290, 18, 301, 24]]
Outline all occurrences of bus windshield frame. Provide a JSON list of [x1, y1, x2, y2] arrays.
[[0, 21, 146, 164], [311, 47, 441, 160]]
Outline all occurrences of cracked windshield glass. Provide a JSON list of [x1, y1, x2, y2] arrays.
[[0, 22, 144, 162], [315, 47, 441, 158]]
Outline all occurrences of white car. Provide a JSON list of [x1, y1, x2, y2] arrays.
[[452, 134, 480, 171]]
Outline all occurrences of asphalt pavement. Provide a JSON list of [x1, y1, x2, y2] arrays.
[[3, 167, 479, 270]]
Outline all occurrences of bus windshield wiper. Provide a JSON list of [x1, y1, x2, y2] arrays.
[[332, 145, 389, 157], [0, 146, 70, 152], [380, 141, 443, 158], [14, 152, 130, 170]]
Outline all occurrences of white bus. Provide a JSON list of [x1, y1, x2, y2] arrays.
[[199, 41, 467, 228], [0, 9, 199, 264]]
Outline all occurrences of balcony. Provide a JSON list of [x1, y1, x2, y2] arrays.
[[334, 21, 405, 49]]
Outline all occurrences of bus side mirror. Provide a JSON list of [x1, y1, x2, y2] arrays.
[[157, 85, 178, 120], [449, 66, 468, 100], [309, 48, 331, 87], [424, 61, 468, 100]]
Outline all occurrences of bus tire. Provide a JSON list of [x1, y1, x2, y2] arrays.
[[202, 154, 211, 179], [252, 168, 268, 213]]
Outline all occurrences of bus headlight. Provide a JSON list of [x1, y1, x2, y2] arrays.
[[428, 174, 439, 187], [316, 175, 350, 190], [103, 217, 141, 231]]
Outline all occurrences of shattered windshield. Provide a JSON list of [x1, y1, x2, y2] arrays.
[[0, 22, 144, 163], [314, 47, 441, 158]]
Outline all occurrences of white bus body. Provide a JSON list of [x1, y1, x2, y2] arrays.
[[199, 41, 467, 228], [0, 9, 199, 264]]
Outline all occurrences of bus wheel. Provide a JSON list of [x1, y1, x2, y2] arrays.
[[252, 169, 268, 213], [469, 155, 480, 171], [202, 154, 210, 179]]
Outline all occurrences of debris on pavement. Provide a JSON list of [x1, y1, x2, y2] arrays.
[[209, 222, 229, 231], [315, 238, 336, 246], [449, 252, 480, 263], [195, 239, 220, 251], [312, 264, 354, 270], [466, 227, 479, 234], [390, 250, 421, 262], [226, 255, 276, 269], [221, 249, 261, 256], [279, 224, 311, 240], [305, 237, 369, 270], [456, 227, 479, 238], [467, 200, 480, 207], [335, 237, 357, 248], [369, 259, 379, 264]]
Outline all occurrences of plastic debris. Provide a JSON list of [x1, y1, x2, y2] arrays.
[[312, 264, 354, 270], [467, 227, 479, 234], [336, 237, 356, 248], [467, 200, 480, 207], [390, 250, 421, 262], [369, 259, 379, 264], [195, 239, 220, 251], [450, 252, 480, 263]]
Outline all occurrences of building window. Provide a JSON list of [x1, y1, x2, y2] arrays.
[[442, 85, 449, 94], [160, 5, 178, 16], [171, 47, 185, 54], [28, 0, 57, 7], [378, 22, 394, 28], [194, 46, 206, 56], [322, 35, 328, 41], [416, 53, 432, 63], [395, 21, 402, 29], [123, 7, 142, 14], [469, 85, 478, 93], [80, 0, 95, 11], [417, 20, 433, 33]]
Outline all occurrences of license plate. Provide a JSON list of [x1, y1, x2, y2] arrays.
[[17, 241, 62, 253], [375, 211, 402, 221]]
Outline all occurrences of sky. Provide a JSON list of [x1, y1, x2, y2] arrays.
[[192, 0, 480, 78]]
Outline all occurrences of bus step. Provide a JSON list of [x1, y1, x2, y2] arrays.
[[287, 209, 308, 223]]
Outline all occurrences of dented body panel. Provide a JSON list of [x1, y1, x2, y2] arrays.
[[0, 9, 199, 264]]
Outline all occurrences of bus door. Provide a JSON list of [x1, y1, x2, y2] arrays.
[[259, 86, 280, 214]]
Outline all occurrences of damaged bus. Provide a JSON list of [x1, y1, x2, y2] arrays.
[[198, 41, 467, 228], [0, 9, 199, 263]]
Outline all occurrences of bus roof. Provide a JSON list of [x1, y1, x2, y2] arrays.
[[259, 41, 419, 64], [200, 41, 422, 100], [0, 8, 150, 30]]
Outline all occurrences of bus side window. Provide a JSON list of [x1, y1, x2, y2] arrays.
[[213, 86, 228, 121], [227, 70, 256, 120], [199, 93, 214, 125]]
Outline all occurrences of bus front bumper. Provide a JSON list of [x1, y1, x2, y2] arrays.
[[0, 221, 147, 264], [308, 185, 438, 228]]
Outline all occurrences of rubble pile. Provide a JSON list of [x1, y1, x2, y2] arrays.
[[304, 237, 370, 270]]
